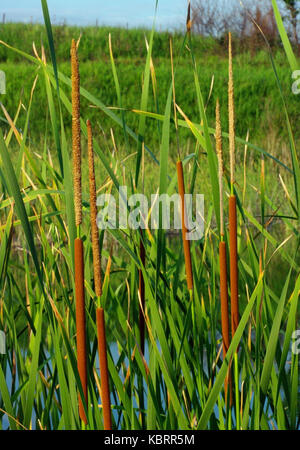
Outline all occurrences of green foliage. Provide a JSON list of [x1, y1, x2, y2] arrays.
[[0, 23, 218, 63], [0, 1, 299, 431], [1, 53, 300, 148]]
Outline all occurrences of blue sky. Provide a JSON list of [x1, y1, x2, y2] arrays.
[[0, 0, 188, 29]]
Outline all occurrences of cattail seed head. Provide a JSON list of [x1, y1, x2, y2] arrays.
[[228, 32, 235, 188], [186, 1, 191, 35], [216, 99, 224, 237], [216, 98, 223, 176], [71, 39, 82, 227], [87, 120, 102, 298]]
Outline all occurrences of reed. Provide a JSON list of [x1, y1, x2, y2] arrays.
[[176, 160, 193, 291], [228, 32, 239, 338], [216, 99, 231, 402], [96, 308, 112, 430], [138, 230, 146, 355], [87, 119, 112, 430], [71, 38, 88, 424], [1, 1, 298, 430]]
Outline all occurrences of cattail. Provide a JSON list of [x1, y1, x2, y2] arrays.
[[74, 237, 88, 424], [229, 196, 239, 336], [216, 99, 229, 352], [177, 160, 193, 291], [219, 239, 232, 403], [228, 32, 239, 338], [186, 0, 192, 36], [71, 39, 82, 227], [216, 99, 231, 401], [219, 241, 230, 353], [87, 120, 112, 430], [87, 120, 102, 298], [216, 99, 224, 237], [72, 39, 87, 424]]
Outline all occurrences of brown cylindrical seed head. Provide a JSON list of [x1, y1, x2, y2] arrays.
[[71, 39, 82, 227], [96, 307, 112, 430], [74, 237, 88, 424], [87, 120, 102, 298], [229, 195, 239, 337], [177, 160, 193, 290], [219, 241, 230, 356], [219, 240, 232, 403]]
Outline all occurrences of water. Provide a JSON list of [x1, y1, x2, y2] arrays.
[[1, 335, 299, 429]]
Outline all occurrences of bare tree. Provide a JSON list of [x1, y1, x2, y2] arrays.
[[192, 0, 274, 36], [282, 0, 300, 44], [192, 0, 279, 52], [192, 0, 231, 36]]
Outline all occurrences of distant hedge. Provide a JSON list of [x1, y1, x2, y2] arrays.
[[0, 23, 225, 63], [0, 24, 299, 153]]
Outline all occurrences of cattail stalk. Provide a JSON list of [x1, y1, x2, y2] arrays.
[[74, 237, 88, 424], [216, 99, 231, 402], [96, 308, 112, 430], [72, 39, 88, 424], [138, 230, 146, 355], [87, 120, 112, 430], [177, 160, 193, 291], [228, 32, 239, 338]]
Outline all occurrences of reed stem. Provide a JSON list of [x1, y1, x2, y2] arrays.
[[176, 160, 193, 291], [234, 352, 240, 429], [96, 307, 112, 430], [138, 230, 146, 355]]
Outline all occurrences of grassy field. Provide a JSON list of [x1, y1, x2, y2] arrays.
[[0, 0, 299, 431], [0, 22, 267, 62], [1, 23, 300, 147]]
